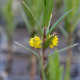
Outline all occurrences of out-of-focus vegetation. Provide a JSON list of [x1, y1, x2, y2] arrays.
[[48, 52, 63, 80], [1, 0, 17, 73], [15, 0, 79, 80], [64, 1, 80, 79], [0, 0, 80, 80], [20, 0, 43, 37]]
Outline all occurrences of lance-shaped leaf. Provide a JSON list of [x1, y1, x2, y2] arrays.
[[46, 51, 63, 80], [23, 1, 42, 36], [43, 35, 55, 49], [49, 43, 78, 56], [43, 0, 54, 27], [14, 41, 40, 58], [46, 9, 72, 37]]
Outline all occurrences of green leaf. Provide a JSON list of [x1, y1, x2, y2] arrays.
[[23, 1, 42, 36], [64, 0, 80, 20], [49, 43, 78, 56], [59, 66, 63, 80], [3, 0, 16, 38], [43, 0, 46, 6], [20, 5, 31, 33], [72, 8, 80, 32], [43, 35, 55, 49], [46, 14, 52, 34], [49, 55, 55, 80], [14, 41, 40, 58], [54, 51, 60, 80], [46, 9, 72, 37], [64, 58, 70, 80], [43, 0, 54, 27], [64, 0, 73, 12], [45, 51, 64, 80]]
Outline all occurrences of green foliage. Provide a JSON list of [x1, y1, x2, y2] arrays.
[[14, 41, 40, 58], [46, 9, 72, 37], [21, 0, 73, 38], [64, 60, 70, 80], [64, 0, 80, 33], [45, 51, 63, 80], [20, 5, 31, 33], [3, 0, 16, 39], [43, 0, 54, 27], [17, 1, 79, 80], [15, 41, 78, 80], [43, 35, 55, 49], [21, 0, 43, 36], [49, 43, 78, 56]]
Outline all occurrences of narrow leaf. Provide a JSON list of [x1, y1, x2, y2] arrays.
[[14, 41, 40, 58], [49, 43, 78, 56], [59, 66, 63, 80], [23, 1, 42, 36], [58, 43, 78, 53], [46, 14, 52, 34], [43, 35, 55, 49], [43, 0, 54, 27], [49, 55, 55, 80], [46, 0, 54, 27], [47, 9, 72, 37], [20, 5, 31, 32]]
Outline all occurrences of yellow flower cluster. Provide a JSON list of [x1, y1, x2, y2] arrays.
[[29, 34, 58, 49], [49, 35, 58, 48], [29, 36, 42, 48]]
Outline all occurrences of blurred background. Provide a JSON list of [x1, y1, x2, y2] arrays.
[[0, 0, 80, 80]]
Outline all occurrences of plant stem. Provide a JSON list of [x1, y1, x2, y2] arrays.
[[41, 27, 46, 80], [6, 38, 13, 74], [43, 27, 46, 69], [67, 31, 72, 80], [30, 54, 36, 80]]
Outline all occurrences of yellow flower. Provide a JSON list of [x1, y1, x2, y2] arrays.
[[49, 35, 58, 48], [29, 36, 42, 48]]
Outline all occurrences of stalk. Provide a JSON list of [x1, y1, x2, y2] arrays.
[[43, 27, 46, 69], [6, 37, 13, 74], [66, 28, 73, 80], [41, 27, 46, 80], [30, 48, 36, 80]]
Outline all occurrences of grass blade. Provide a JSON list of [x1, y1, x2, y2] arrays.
[[46, 9, 72, 37], [14, 41, 40, 58]]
